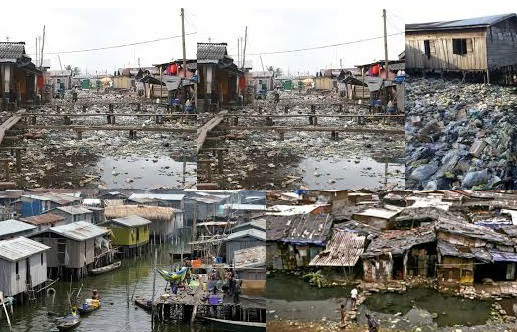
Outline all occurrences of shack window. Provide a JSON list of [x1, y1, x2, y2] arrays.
[[16, 261, 19, 275], [452, 38, 467, 55], [41, 253, 44, 265], [424, 40, 431, 58]]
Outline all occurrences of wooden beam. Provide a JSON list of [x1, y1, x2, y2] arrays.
[[19, 125, 196, 133], [0, 114, 23, 145], [196, 116, 224, 153], [22, 113, 196, 117], [218, 125, 404, 135]]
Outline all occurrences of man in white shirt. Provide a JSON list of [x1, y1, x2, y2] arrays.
[[350, 288, 358, 307]]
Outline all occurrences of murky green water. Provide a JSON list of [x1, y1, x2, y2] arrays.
[[0, 244, 222, 332], [362, 288, 493, 327], [267, 273, 494, 330]]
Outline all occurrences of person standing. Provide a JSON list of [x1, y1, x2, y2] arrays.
[[350, 288, 358, 307]]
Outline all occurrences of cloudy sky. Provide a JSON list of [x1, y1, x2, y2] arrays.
[[0, 8, 198, 74], [1, 5, 515, 74]]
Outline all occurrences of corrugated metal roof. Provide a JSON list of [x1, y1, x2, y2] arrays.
[[0, 237, 50, 262], [111, 215, 152, 227], [234, 246, 266, 268], [22, 192, 81, 205], [197, 43, 228, 62], [224, 204, 266, 211], [362, 225, 436, 258], [353, 207, 402, 220], [128, 193, 185, 201], [406, 13, 516, 32], [55, 206, 92, 215], [48, 70, 72, 76], [21, 213, 65, 226], [251, 71, 274, 78], [233, 219, 266, 232], [0, 42, 26, 62], [0, 219, 36, 238], [225, 229, 266, 242], [490, 249, 517, 263], [266, 213, 333, 245], [309, 229, 366, 267], [267, 204, 324, 216], [47, 221, 109, 241]]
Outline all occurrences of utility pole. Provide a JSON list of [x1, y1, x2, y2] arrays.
[[138, 57, 140, 68], [35, 38, 38, 65], [40, 25, 45, 70], [237, 38, 240, 67], [181, 8, 187, 78], [58, 54, 63, 71], [242, 26, 247, 70], [383, 9, 389, 75]]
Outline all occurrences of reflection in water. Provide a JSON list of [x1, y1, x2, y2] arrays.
[[298, 156, 404, 190], [97, 156, 196, 189], [0, 245, 221, 332]]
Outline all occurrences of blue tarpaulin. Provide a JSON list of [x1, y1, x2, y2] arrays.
[[490, 250, 517, 263]]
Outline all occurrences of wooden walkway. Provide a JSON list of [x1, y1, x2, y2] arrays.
[[0, 113, 23, 145], [197, 116, 224, 153]]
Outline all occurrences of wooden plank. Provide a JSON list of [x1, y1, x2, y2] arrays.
[[22, 113, 196, 117], [19, 125, 196, 133], [196, 116, 224, 153], [0, 114, 23, 145], [220, 114, 404, 118], [217, 125, 404, 135]]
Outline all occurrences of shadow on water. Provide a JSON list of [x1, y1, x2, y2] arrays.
[[98, 156, 196, 189], [0, 243, 223, 332]]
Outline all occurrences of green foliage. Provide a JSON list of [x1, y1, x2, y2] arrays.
[[302, 270, 327, 288]]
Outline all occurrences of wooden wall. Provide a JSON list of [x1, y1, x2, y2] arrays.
[[405, 29, 488, 70], [486, 18, 517, 68]]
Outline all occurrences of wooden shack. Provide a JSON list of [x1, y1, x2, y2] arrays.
[[0, 237, 50, 301], [406, 13, 517, 83], [0, 219, 37, 240], [103, 215, 151, 254], [44, 206, 93, 224], [31, 221, 111, 279], [105, 205, 183, 241]]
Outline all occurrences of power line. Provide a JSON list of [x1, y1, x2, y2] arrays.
[[230, 32, 403, 57], [45, 32, 197, 55]]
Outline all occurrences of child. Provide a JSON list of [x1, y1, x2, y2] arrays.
[[340, 304, 347, 328]]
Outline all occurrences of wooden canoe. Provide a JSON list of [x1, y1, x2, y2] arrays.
[[90, 261, 122, 275], [78, 301, 101, 315], [57, 314, 80, 331], [204, 317, 266, 332], [134, 296, 152, 311]]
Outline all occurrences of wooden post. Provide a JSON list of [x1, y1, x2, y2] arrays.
[[313, 115, 318, 126], [217, 150, 224, 173], [278, 131, 284, 141], [205, 161, 212, 182], [339, 104, 343, 113], [137, 103, 141, 112], [2, 159, 10, 181], [107, 115, 111, 124], [15, 150, 21, 172]]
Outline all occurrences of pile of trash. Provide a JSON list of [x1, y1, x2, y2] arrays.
[[199, 92, 404, 189], [8, 90, 195, 188], [405, 78, 517, 190]]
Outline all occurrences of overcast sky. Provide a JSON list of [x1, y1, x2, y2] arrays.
[[0, 6, 515, 74], [0, 8, 198, 74]]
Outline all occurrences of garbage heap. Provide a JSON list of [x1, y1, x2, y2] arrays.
[[405, 78, 517, 190]]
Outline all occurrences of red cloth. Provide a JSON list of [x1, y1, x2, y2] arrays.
[[370, 64, 380, 76], [37, 74, 44, 89], [238, 75, 246, 89], [168, 64, 178, 75]]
